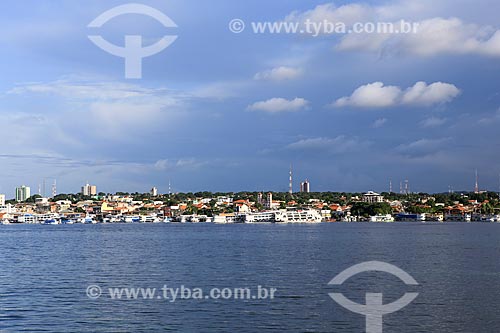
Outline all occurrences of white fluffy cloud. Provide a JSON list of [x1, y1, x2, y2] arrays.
[[248, 97, 309, 113], [334, 82, 401, 108], [401, 82, 461, 106], [254, 66, 302, 81], [287, 3, 500, 57], [334, 81, 460, 108]]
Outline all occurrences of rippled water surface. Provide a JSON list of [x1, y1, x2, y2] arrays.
[[1, 223, 500, 332]]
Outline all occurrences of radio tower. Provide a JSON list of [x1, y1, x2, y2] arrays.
[[52, 179, 57, 198], [474, 169, 479, 194], [389, 180, 393, 193], [289, 164, 293, 195]]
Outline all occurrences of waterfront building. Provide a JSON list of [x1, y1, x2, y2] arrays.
[[82, 183, 97, 196], [362, 191, 384, 203], [15, 186, 31, 202], [300, 180, 310, 193]]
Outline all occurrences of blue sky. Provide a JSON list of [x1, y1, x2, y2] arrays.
[[0, 0, 499, 195]]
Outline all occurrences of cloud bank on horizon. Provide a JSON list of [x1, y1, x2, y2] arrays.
[[0, 0, 499, 195]]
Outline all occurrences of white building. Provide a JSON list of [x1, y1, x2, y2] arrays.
[[15, 186, 31, 202], [151, 187, 158, 196], [300, 180, 310, 193], [362, 191, 384, 203], [265, 192, 273, 209], [82, 183, 97, 196]]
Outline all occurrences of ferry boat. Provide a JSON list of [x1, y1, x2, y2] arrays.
[[141, 215, 161, 223], [18, 214, 36, 224], [37, 214, 60, 224], [237, 209, 322, 224], [236, 211, 275, 223], [212, 214, 236, 224], [275, 209, 322, 223]]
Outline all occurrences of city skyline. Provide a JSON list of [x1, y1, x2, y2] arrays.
[[0, 0, 499, 193], [3, 168, 499, 200]]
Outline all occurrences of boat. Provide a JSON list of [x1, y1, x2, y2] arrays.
[[61, 218, 75, 224], [370, 214, 395, 223], [395, 213, 425, 222], [237, 209, 322, 224], [124, 216, 140, 223], [275, 209, 322, 223], [79, 215, 97, 224], [43, 219, 60, 225]]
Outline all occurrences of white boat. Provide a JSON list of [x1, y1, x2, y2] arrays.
[[79, 215, 97, 224], [370, 214, 395, 223], [212, 215, 235, 224], [124, 216, 140, 223], [237, 209, 322, 224], [274, 209, 322, 223]]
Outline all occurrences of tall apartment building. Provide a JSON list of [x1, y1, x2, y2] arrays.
[[82, 183, 97, 196], [300, 180, 310, 193], [15, 186, 31, 202]]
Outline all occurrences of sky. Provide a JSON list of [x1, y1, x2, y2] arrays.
[[0, 0, 499, 195]]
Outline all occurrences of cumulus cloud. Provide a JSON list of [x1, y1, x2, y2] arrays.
[[254, 66, 302, 81], [401, 82, 461, 106], [287, 3, 500, 57], [286, 136, 371, 154], [333, 81, 460, 108], [334, 82, 401, 108], [247, 97, 309, 113]]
